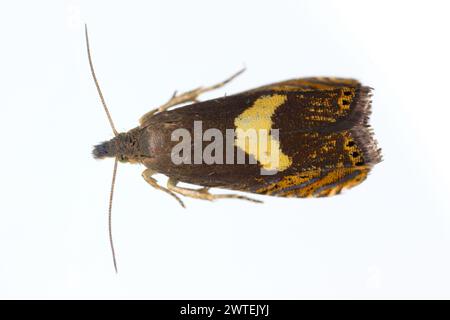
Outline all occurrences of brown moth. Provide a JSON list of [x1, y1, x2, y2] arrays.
[[86, 26, 381, 272]]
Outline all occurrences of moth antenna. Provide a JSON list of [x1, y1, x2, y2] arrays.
[[109, 157, 119, 273], [85, 24, 119, 137]]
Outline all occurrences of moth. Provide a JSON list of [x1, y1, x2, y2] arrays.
[[86, 27, 381, 272]]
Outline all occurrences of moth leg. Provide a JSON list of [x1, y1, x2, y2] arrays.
[[167, 178, 262, 203], [142, 169, 185, 208], [139, 68, 245, 125]]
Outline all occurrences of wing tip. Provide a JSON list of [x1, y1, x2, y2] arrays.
[[350, 124, 383, 167]]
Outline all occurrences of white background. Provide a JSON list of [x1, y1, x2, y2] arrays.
[[1, 0, 449, 299]]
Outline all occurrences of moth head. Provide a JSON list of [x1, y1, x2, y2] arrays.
[[92, 140, 127, 162], [92, 132, 138, 163], [92, 140, 115, 159]]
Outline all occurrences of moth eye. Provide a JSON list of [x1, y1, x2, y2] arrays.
[[352, 151, 359, 157], [347, 141, 355, 147]]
